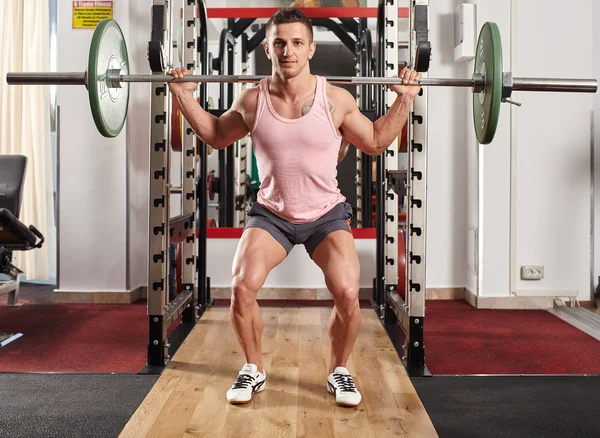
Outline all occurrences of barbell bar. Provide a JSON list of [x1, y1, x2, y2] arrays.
[[8, 71, 597, 94], [5, 19, 598, 143]]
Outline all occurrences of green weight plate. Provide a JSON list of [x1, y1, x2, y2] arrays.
[[473, 22, 503, 144], [88, 19, 129, 138]]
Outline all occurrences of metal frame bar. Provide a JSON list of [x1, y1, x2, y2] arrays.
[[147, 0, 172, 367], [247, 27, 265, 55], [205, 7, 410, 19], [56, 104, 61, 290], [591, 111, 596, 301], [383, 0, 400, 323], [231, 18, 255, 39], [381, 0, 430, 376], [338, 17, 360, 36], [197, 1, 211, 313], [217, 29, 236, 228], [374, 0, 430, 377], [374, 0, 386, 310], [146, 0, 212, 369], [235, 33, 250, 227], [311, 19, 356, 53], [404, 0, 429, 376], [357, 24, 374, 228], [180, 0, 200, 326], [226, 23, 236, 228], [354, 20, 362, 228]]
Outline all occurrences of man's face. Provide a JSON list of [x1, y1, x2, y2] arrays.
[[264, 22, 316, 79]]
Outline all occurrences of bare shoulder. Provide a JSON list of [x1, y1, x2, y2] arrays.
[[325, 82, 357, 113], [232, 86, 259, 112], [229, 85, 260, 130]]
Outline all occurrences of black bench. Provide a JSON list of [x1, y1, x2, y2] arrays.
[[0, 155, 44, 347], [0, 155, 44, 306]]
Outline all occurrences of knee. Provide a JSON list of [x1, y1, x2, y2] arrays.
[[332, 283, 360, 319], [231, 275, 260, 313]]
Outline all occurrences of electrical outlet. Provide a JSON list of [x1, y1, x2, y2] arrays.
[[521, 265, 544, 280]]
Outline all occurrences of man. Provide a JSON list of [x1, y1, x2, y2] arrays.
[[168, 7, 421, 407]]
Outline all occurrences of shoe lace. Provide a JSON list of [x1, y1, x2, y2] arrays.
[[334, 373, 357, 393], [232, 374, 254, 390]]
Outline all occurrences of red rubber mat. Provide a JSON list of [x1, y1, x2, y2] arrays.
[[0, 302, 148, 373], [3, 299, 600, 374], [424, 300, 600, 375]]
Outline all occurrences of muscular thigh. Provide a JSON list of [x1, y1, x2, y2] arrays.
[[311, 230, 360, 295], [232, 227, 288, 290]]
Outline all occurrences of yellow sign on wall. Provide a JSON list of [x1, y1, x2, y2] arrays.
[[73, 1, 113, 29]]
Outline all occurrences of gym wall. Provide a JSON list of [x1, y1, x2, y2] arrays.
[[510, 0, 592, 300], [54, 0, 151, 299], [126, 0, 153, 297], [467, 0, 511, 300], [56, 1, 128, 295], [594, 1, 600, 294], [473, 0, 594, 303]]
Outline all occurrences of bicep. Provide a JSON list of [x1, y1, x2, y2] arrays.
[[340, 106, 377, 155], [215, 108, 249, 147], [214, 90, 254, 148]]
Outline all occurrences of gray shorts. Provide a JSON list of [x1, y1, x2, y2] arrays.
[[244, 202, 353, 258]]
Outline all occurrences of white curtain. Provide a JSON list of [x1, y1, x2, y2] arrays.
[[0, 0, 54, 281]]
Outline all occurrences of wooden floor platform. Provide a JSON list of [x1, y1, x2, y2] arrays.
[[119, 307, 438, 437]]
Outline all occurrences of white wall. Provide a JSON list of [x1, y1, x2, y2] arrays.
[[512, 0, 592, 299], [426, 0, 470, 289], [464, 2, 480, 296], [425, 0, 595, 301], [55, 1, 177, 294], [594, 1, 600, 294], [473, 0, 512, 297], [473, 0, 594, 301], [126, 1, 152, 292], [56, 2, 130, 292], [207, 238, 376, 288]]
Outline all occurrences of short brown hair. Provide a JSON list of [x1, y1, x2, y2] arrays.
[[265, 8, 313, 42]]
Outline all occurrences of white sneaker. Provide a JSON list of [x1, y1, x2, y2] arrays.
[[327, 366, 362, 407], [226, 363, 266, 404]]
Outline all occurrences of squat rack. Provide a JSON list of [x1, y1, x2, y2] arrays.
[[145, 1, 429, 377]]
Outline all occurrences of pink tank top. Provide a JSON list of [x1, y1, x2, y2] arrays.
[[251, 75, 346, 224]]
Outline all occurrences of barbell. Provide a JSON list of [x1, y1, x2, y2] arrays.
[[5, 19, 598, 144]]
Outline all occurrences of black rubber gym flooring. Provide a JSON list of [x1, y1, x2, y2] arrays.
[[0, 373, 158, 438], [412, 375, 600, 438], [2, 373, 599, 437]]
